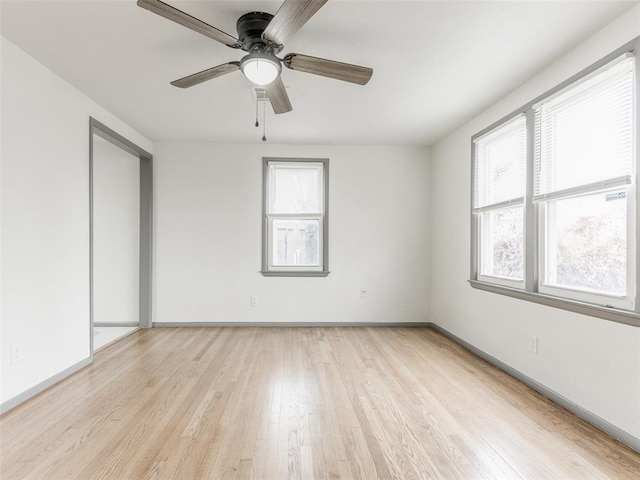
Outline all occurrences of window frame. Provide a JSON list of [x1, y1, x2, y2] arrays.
[[470, 36, 640, 327], [473, 114, 528, 288], [477, 205, 527, 289], [261, 157, 330, 277], [537, 185, 636, 311]]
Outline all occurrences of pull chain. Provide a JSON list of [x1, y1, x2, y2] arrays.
[[262, 101, 267, 142], [255, 96, 259, 128]]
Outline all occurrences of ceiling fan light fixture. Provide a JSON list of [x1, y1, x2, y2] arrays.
[[240, 52, 281, 86]]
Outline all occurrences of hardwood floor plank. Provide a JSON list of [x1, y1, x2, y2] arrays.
[[1, 327, 638, 479]]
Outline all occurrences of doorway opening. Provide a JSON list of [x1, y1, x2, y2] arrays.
[[90, 118, 152, 354]]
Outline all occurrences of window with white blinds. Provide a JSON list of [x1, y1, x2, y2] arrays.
[[533, 53, 636, 308], [533, 54, 634, 201], [473, 115, 527, 286], [471, 38, 639, 322], [262, 158, 329, 276], [473, 115, 527, 211], [269, 163, 323, 214]]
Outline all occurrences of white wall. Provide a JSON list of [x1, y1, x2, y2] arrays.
[[0, 37, 152, 407], [154, 143, 431, 325], [429, 6, 640, 441], [93, 137, 140, 325]]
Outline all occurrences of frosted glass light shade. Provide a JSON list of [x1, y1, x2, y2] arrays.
[[241, 54, 281, 86]]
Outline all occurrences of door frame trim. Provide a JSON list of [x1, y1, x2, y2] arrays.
[[89, 118, 153, 356]]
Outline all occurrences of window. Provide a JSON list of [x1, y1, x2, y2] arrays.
[[534, 54, 635, 309], [471, 37, 639, 325], [473, 115, 527, 288], [262, 158, 329, 276]]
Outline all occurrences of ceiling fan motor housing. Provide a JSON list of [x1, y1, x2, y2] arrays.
[[236, 12, 277, 51]]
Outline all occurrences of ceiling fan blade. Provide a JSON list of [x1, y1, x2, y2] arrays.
[[283, 53, 373, 85], [265, 76, 292, 114], [137, 0, 240, 48], [262, 0, 327, 46], [171, 62, 240, 88]]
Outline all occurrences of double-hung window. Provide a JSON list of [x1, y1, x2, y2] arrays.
[[534, 54, 635, 310], [262, 158, 329, 276], [473, 115, 527, 288], [471, 37, 639, 324]]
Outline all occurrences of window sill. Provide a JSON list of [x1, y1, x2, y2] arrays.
[[469, 280, 640, 327], [261, 270, 331, 277]]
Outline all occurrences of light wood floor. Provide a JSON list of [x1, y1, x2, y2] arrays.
[[1, 327, 638, 479]]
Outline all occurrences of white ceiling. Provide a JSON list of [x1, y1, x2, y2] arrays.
[[2, 0, 638, 146]]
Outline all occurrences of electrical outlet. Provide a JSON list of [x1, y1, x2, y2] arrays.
[[360, 288, 368, 297], [250, 295, 258, 307], [529, 336, 538, 354], [10, 344, 23, 365]]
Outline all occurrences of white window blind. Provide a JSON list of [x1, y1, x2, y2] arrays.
[[268, 163, 323, 214], [533, 54, 634, 201], [473, 115, 527, 211]]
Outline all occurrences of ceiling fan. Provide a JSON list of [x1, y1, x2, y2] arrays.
[[137, 0, 373, 114]]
